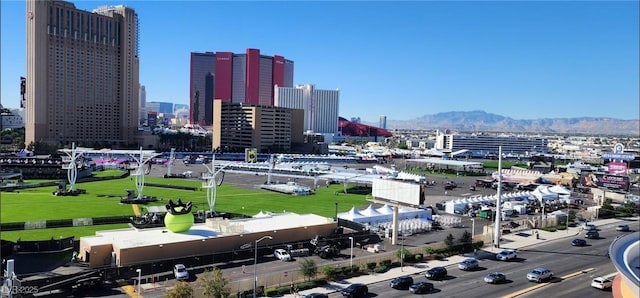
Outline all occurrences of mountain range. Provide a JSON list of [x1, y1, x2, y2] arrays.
[[381, 110, 640, 136]]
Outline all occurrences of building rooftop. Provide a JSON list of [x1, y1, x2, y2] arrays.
[[82, 213, 332, 250]]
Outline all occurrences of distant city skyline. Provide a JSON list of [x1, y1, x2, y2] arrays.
[[2, 1, 639, 122]]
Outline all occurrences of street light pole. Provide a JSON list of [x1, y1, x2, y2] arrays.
[[136, 268, 141, 297], [254, 235, 273, 298], [348, 236, 354, 267], [400, 233, 405, 271], [471, 218, 475, 242]]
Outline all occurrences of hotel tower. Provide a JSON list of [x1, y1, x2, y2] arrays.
[[25, 0, 139, 147]]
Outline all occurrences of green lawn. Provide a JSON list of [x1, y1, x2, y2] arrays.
[[0, 223, 129, 241], [1, 175, 370, 241]]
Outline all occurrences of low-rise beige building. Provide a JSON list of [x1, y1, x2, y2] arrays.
[[212, 100, 303, 153]]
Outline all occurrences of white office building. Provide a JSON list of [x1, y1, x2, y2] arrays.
[[274, 84, 339, 135]]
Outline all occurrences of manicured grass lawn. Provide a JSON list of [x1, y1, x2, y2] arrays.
[[1, 174, 370, 241], [0, 223, 129, 242]]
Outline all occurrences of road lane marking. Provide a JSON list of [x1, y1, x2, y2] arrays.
[[502, 268, 595, 298]]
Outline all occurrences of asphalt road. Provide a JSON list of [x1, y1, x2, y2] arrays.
[[319, 220, 623, 298]]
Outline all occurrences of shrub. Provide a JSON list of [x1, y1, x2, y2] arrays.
[[414, 254, 423, 262], [424, 246, 438, 255], [373, 265, 388, 273], [322, 265, 339, 280], [264, 287, 278, 296], [350, 265, 360, 273], [380, 259, 392, 267], [366, 262, 377, 270]]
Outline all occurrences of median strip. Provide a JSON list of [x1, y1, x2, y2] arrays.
[[502, 268, 595, 298]]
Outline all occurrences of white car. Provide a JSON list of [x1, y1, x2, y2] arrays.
[[274, 249, 292, 261], [591, 277, 613, 289], [496, 249, 517, 261], [173, 264, 189, 281]]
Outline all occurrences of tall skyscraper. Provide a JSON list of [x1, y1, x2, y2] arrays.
[[25, 0, 139, 147], [274, 84, 340, 134], [379, 115, 387, 129], [189, 49, 294, 126]]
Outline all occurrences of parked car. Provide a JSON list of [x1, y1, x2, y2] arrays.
[[496, 249, 517, 261], [444, 181, 458, 190], [389, 276, 414, 290], [458, 258, 480, 271], [425, 266, 448, 280], [585, 230, 600, 239], [341, 283, 368, 298], [484, 272, 507, 284], [616, 224, 630, 232], [303, 294, 329, 298], [571, 239, 587, 246], [591, 277, 613, 290], [274, 249, 292, 261], [409, 282, 434, 294], [173, 264, 189, 281], [526, 267, 553, 282]]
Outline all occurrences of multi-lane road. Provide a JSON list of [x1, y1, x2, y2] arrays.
[[315, 220, 625, 298]]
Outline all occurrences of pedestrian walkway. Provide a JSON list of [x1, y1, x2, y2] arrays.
[[280, 217, 624, 298]]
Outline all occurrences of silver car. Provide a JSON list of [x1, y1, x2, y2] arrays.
[[458, 258, 479, 271], [526, 267, 553, 282]]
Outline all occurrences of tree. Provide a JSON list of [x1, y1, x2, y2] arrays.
[[300, 259, 318, 281], [165, 281, 193, 298], [459, 230, 472, 252], [599, 199, 616, 218], [200, 267, 230, 298], [444, 233, 455, 249], [397, 247, 411, 261]]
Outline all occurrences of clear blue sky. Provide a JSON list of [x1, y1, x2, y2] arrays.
[[2, 1, 639, 122]]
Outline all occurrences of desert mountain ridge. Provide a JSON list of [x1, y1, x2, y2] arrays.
[[368, 110, 639, 136]]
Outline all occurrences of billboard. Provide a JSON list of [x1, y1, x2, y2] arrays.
[[372, 179, 424, 206], [580, 172, 629, 192], [607, 162, 627, 176]]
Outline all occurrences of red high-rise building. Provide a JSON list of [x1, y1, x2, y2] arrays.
[[189, 49, 294, 126]]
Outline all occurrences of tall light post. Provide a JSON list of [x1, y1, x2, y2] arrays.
[[254, 235, 273, 298], [471, 218, 475, 242], [400, 232, 405, 271], [348, 236, 354, 267], [136, 268, 142, 297]]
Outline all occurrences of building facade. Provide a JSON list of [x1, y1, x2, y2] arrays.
[[190, 49, 294, 126], [435, 131, 549, 157], [379, 115, 387, 129], [212, 100, 303, 153], [0, 106, 25, 130], [274, 84, 339, 134], [25, 0, 139, 147], [138, 84, 146, 124]]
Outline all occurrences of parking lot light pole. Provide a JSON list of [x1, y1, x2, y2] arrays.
[[400, 233, 405, 271], [348, 236, 354, 267], [471, 218, 475, 242], [136, 268, 141, 297], [254, 236, 273, 298]]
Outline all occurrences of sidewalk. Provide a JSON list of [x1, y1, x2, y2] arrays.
[[280, 217, 624, 298]]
